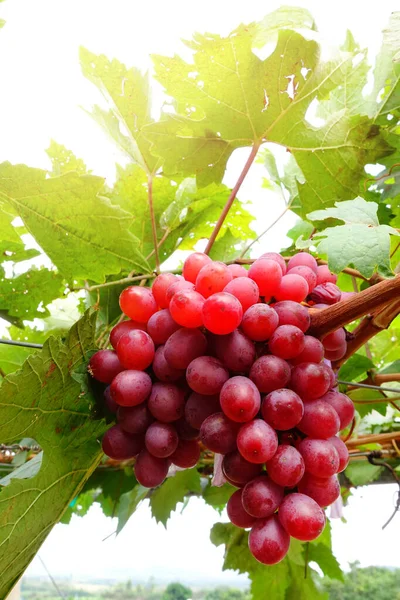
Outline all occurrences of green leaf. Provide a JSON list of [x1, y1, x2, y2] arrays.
[[379, 359, 400, 374], [345, 461, 384, 486], [0, 163, 150, 282], [0, 452, 43, 487], [253, 6, 316, 48], [308, 198, 399, 277], [0, 310, 107, 598], [348, 387, 388, 418], [338, 354, 374, 383], [0, 344, 36, 376], [46, 140, 89, 176], [209, 229, 247, 263], [202, 482, 235, 513], [117, 484, 149, 534], [150, 468, 202, 526], [308, 522, 344, 581]]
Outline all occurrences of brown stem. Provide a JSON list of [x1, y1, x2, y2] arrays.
[[205, 143, 260, 255], [308, 275, 400, 338], [374, 373, 400, 384], [146, 228, 171, 261], [345, 431, 400, 447], [147, 175, 160, 273]]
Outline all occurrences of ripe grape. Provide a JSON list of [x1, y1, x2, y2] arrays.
[[164, 328, 207, 369], [298, 438, 340, 477], [202, 292, 243, 335], [116, 330, 155, 371], [183, 252, 212, 283], [287, 252, 318, 274], [227, 489, 256, 529], [242, 475, 284, 518], [169, 289, 205, 328], [290, 362, 332, 399], [152, 273, 179, 308], [214, 329, 256, 373], [110, 320, 146, 349], [110, 370, 152, 407], [148, 382, 185, 422], [298, 473, 340, 507], [104, 386, 118, 413], [274, 273, 309, 303], [175, 418, 200, 441], [227, 264, 248, 278], [222, 450, 263, 485], [316, 265, 337, 285], [170, 439, 201, 468], [322, 327, 346, 351], [324, 342, 347, 361], [249, 355, 291, 394], [117, 403, 154, 435], [220, 376, 261, 423], [260, 252, 287, 275], [186, 356, 229, 395], [265, 445, 305, 488], [248, 258, 282, 299], [310, 282, 341, 305], [152, 345, 184, 383], [287, 265, 317, 292], [165, 280, 195, 305], [102, 425, 144, 459], [291, 336, 324, 365], [119, 286, 158, 322], [278, 493, 325, 541], [248, 515, 290, 565], [195, 261, 232, 298], [145, 421, 179, 458], [88, 350, 124, 384], [320, 390, 354, 430], [134, 449, 170, 488], [185, 392, 221, 429], [200, 412, 239, 454], [261, 389, 304, 430], [269, 324, 305, 359], [273, 300, 310, 332], [147, 309, 180, 345], [237, 419, 278, 463], [329, 436, 349, 472], [223, 277, 259, 312], [241, 304, 279, 342], [298, 399, 340, 439]]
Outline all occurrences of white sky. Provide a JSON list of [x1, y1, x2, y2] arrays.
[[1, 0, 399, 587]]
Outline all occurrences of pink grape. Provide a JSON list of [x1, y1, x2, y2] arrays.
[[269, 324, 305, 359], [200, 412, 239, 454], [266, 445, 305, 487], [148, 382, 185, 422], [329, 436, 350, 472], [195, 261, 232, 298], [116, 330, 155, 371], [186, 356, 229, 395], [104, 386, 118, 413], [117, 404, 154, 435], [324, 342, 347, 361], [298, 400, 340, 439], [237, 419, 278, 463], [320, 390, 355, 430], [185, 392, 221, 429], [322, 328, 346, 351], [145, 421, 179, 458], [214, 329, 256, 373], [88, 350, 124, 384], [248, 258, 282, 299], [227, 264, 248, 278], [202, 292, 243, 335], [110, 370, 152, 407], [278, 493, 325, 541], [165, 280, 195, 306], [274, 273, 308, 303], [242, 475, 284, 518], [287, 252, 318, 274], [152, 345, 184, 383], [249, 515, 290, 565], [183, 252, 212, 283], [260, 252, 287, 275], [102, 425, 144, 459], [298, 438, 340, 477], [164, 328, 207, 369], [241, 304, 279, 341], [147, 309, 180, 345], [291, 336, 324, 365], [298, 473, 341, 507], [290, 362, 332, 399], [119, 286, 157, 322], [287, 265, 317, 292], [220, 376, 261, 423], [273, 300, 310, 332], [134, 449, 170, 488], [316, 265, 337, 285], [170, 439, 201, 468], [175, 418, 200, 441], [249, 356, 291, 394], [310, 282, 341, 305], [222, 450, 263, 485], [223, 277, 259, 312], [227, 489, 256, 529], [169, 289, 205, 328], [152, 273, 179, 308], [110, 320, 146, 349], [261, 389, 304, 430]]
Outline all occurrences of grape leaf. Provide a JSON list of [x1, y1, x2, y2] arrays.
[[345, 462, 384, 486], [0, 344, 35, 376], [0, 453, 43, 487], [150, 468, 202, 527], [46, 140, 89, 176], [209, 229, 247, 263], [253, 6, 316, 48], [308, 535, 343, 580], [0, 310, 106, 598], [117, 484, 149, 534], [348, 387, 388, 418], [338, 354, 374, 383], [202, 482, 235, 513], [308, 198, 399, 276], [0, 163, 150, 282]]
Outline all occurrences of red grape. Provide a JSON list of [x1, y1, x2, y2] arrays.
[[273, 300, 310, 332], [175, 418, 200, 441], [320, 390, 354, 430], [269, 324, 305, 359], [223, 277, 259, 312], [183, 252, 212, 283], [214, 329, 256, 373], [88, 350, 124, 384], [329, 436, 349, 472], [148, 382, 185, 422], [145, 421, 179, 458], [170, 439, 201, 468], [274, 273, 308, 303], [322, 328, 346, 351], [120, 286, 158, 322], [242, 475, 284, 518], [169, 289, 205, 328], [287, 252, 318, 274], [298, 400, 340, 439], [298, 473, 340, 507], [248, 258, 282, 299], [147, 309, 180, 345], [310, 282, 341, 305], [298, 438, 340, 477], [249, 356, 291, 394], [261, 388, 304, 430], [185, 392, 221, 429], [102, 425, 144, 459], [324, 342, 347, 361], [290, 362, 331, 399], [110, 320, 147, 349], [237, 419, 278, 463], [241, 304, 279, 341], [316, 265, 337, 285], [117, 403, 154, 435], [291, 336, 324, 365], [165, 280, 195, 306], [278, 493, 325, 541], [287, 265, 317, 292], [195, 261, 232, 298], [227, 264, 248, 278], [104, 386, 118, 413], [260, 252, 287, 275], [116, 330, 155, 370], [202, 292, 243, 335], [200, 412, 239, 454], [152, 345, 184, 382], [227, 489, 256, 529], [220, 376, 261, 423], [152, 273, 179, 308], [186, 356, 229, 395], [110, 370, 152, 407], [222, 450, 263, 485], [249, 515, 290, 565], [134, 449, 170, 488], [164, 328, 207, 369], [266, 445, 305, 487]]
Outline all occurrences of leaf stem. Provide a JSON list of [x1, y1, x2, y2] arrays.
[[146, 228, 171, 261], [204, 142, 260, 255], [147, 175, 160, 273], [239, 201, 293, 258]]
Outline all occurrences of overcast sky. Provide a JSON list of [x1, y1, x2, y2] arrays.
[[0, 0, 399, 586]]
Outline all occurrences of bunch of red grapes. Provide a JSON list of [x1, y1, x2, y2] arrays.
[[88, 251, 354, 566]]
